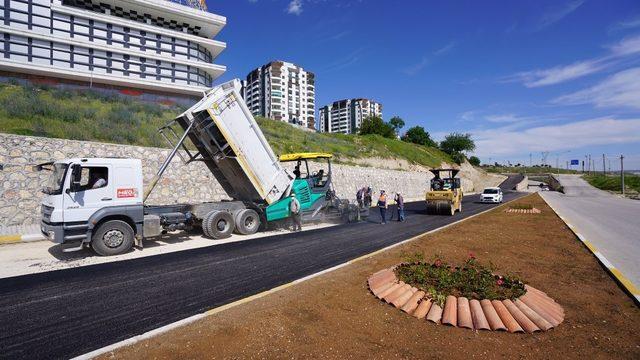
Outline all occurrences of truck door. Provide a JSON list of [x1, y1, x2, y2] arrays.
[[64, 164, 113, 223]]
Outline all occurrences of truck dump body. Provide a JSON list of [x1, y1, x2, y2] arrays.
[[174, 80, 292, 205]]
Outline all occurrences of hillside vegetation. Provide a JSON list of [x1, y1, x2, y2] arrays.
[[583, 173, 640, 195], [0, 82, 451, 168], [0, 82, 182, 148]]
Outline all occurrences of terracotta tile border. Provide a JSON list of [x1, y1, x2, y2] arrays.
[[504, 208, 541, 214], [368, 265, 564, 333]]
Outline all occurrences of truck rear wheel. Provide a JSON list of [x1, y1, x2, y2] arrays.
[[203, 211, 234, 239], [91, 220, 134, 256], [234, 209, 260, 235]]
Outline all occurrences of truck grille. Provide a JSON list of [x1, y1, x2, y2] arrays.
[[41, 204, 54, 222]]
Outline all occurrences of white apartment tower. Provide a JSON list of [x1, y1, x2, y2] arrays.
[[319, 98, 383, 134], [242, 61, 315, 129], [0, 0, 226, 96]]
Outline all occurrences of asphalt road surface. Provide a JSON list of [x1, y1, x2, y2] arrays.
[[0, 181, 524, 359], [496, 174, 524, 190], [541, 175, 640, 299]]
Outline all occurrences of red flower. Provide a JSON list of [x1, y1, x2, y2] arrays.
[[496, 279, 504, 286], [434, 259, 442, 267], [468, 252, 476, 260]]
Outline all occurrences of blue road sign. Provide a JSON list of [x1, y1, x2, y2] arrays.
[[570, 159, 579, 165]]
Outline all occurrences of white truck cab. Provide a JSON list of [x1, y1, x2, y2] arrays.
[[40, 158, 144, 255]]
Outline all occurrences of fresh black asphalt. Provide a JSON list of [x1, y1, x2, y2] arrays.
[[0, 179, 524, 359]]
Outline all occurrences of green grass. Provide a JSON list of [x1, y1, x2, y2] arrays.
[[0, 82, 452, 168], [256, 117, 451, 168], [0, 82, 184, 148], [583, 173, 640, 194]]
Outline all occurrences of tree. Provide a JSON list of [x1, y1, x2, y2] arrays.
[[402, 126, 437, 147], [389, 116, 405, 132], [439, 132, 475, 155], [358, 116, 396, 139], [468, 156, 481, 166]]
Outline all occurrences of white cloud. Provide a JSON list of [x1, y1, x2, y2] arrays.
[[505, 34, 640, 87], [459, 110, 476, 122], [608, 35, 640, 56], [554, 67, 640, 109], [507, 60, 605, 88], [535, 0, 584, 31], [403, 41, 456, 76], [484, 114, 527, 123], [610, 15, 640, 32], [286, 0, 303, 15], [434, 41, 456, 56], [472, 117, 640, 157]]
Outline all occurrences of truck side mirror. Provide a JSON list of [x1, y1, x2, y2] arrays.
[[70, 164, 82, 192]]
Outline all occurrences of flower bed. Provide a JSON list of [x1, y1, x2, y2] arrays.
[[395, 254, 526, 307], [367, 254, 564, 333]]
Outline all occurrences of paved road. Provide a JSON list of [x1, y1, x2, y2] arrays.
[[0, 184, 523, 359], [541, 175, 640, 296], [496, 174, 524, 190]]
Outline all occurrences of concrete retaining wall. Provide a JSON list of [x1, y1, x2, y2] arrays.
[[0, 133, 504, 228]]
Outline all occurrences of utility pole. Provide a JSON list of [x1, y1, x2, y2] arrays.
[[602, 154, 606, 175], [529, 153, 532, 168], [588, 154, 591, 175], [608, 159, 611, 173], [620, 155, 625, 196]]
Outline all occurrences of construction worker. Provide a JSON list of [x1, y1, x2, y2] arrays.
[[289, 191, 302, 232], [364, 186, 372, 207], [356, 187, 364, 209], [377, 190, 388, 224], [395, 192, 405, 222]]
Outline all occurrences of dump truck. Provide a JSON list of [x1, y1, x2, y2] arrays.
[[425, 168, 463, 215], [36, 79, 358, 256]]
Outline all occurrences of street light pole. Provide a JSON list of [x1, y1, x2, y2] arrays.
[[620, 155, 625, 196]]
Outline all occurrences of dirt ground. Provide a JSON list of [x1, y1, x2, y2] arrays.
[[105, 194, 640, 359]]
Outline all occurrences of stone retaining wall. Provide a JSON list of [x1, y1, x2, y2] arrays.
[[0, 133, 504, 228]]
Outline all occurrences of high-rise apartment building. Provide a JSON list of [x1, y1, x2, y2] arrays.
[[0, 0, 226, 97], [319, 98, 382, 134], [241, 61, 315, 129]]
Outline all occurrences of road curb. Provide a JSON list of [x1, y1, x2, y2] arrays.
[[72, 193, 529, 360], [0, 233, 45, 245], [541, 196, 640, 306]]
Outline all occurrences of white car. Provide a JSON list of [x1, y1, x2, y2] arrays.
[[480, 187, 503, 203]]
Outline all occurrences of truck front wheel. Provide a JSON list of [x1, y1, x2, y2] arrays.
[[91, 220, 134, 256]]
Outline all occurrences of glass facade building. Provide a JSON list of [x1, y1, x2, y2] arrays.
[[0, 0, 226, 95]]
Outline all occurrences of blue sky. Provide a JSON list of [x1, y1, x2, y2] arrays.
[[206, 0, 640, 169]]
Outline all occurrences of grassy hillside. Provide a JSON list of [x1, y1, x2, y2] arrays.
[[0, 82, 451, 168], [0, 82, 183, 148], [583, 174, 640, 194], [256, 117, 451, 168]]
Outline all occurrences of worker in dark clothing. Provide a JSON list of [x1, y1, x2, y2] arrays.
[[356, 187, 364, 209], [364, 186, 372, 207], [289, 191, 302, 232], [377, 190, 388, 224], [293, 163, 301, 179], [394, 192, 405, 222]]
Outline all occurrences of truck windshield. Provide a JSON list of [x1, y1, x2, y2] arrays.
[[43, 163, 68, 195], [483, 189, 499, 194]]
